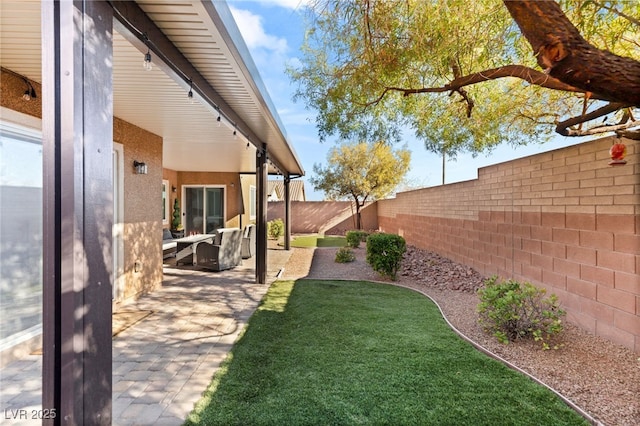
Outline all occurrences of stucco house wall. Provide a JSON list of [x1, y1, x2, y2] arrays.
[[1, 68, 164, 305], [114, 118, 164, 302]]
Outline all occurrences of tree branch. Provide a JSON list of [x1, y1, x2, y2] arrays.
[[555, 102, 634, 136], [450, 58, 474, 118], [385, 65, 603, 99], [503, 0, 640, 106], [590, 1, 640, 27], [560, 119, 640, 138], [355, 64, 602, 109], [616, 128, 640, 140]]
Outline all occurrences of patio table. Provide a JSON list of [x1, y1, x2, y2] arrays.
[[175, 234, 215, 266]]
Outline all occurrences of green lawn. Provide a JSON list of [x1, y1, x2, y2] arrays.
[[289, 234, 347, 248], [184, 280, 587, 426]]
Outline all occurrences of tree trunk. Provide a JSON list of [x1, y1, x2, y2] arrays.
[[503, 0, 640, 106], [353, 196, 362, 230]]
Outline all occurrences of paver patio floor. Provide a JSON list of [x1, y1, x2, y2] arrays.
[[1, 247, 293, 426]]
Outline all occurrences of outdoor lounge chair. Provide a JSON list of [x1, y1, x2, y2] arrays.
[[195, 227, 242, 271], [241, 224, 256, 259]]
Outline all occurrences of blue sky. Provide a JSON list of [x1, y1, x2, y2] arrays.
[[227, 0, 586, 201]]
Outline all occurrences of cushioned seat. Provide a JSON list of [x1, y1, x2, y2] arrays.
[[162, 229, 177, 259], [195, 228, 242, 271], [241, 224, 256, 259]]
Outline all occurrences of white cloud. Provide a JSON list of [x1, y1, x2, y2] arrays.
[[229, 6, 288, 56]]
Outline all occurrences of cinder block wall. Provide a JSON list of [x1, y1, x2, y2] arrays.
[[268, 201, 378, 234], [377, 136, 639, 353]]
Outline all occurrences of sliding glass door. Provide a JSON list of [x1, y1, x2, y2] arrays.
[[184, 186, 225, 235]]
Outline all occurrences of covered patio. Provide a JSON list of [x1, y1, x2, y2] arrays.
[[2, 246, 296, 426], [0, 0, 303, 423]]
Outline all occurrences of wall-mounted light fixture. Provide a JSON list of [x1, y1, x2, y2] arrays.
[[133, 160, 148, 174], [1, 67, 38, 101], [172, 186, 177, 193], [22, 79, 37, 101], [143, 48, 152, 71], [188, 79, 194, 104], [142, 33, 153, 71]]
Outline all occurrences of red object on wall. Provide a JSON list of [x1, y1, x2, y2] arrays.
[[608, 142, 627, 166]]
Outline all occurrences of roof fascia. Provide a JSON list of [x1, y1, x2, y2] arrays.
[[109, 0, 299, 176], [202, 0, 305, 175]]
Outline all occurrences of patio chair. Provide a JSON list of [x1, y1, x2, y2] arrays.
[[241, 224, 256, 259], [162, 229, 177, 259], [195, 228, 242, 271]]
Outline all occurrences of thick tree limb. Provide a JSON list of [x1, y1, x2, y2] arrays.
[[503, 0, 640, 106], [357, 64, 602, 109], [386, 64, 601, 99]]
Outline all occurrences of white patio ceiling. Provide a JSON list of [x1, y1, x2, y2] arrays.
[[0, 0, 304, 176]]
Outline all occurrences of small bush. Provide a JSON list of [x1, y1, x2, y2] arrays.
[[477, 276, 566, 350], [267, 219, 284, 240], [366, 233, 406, 280], [335, 247, 356, 263], [346, 230, 369, 248]]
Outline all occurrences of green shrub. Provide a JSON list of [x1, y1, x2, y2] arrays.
[[477, 276, 566, 350], [346, 230, 369, 248], [171, 198, 182, 230], [365, 233, 406, 280], [267, 219, 284, 240], [335, 247, 356, 263]]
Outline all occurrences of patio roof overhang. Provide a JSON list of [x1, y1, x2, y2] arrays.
[[1, 1, 299, 422], [0, 0, 305, 177]]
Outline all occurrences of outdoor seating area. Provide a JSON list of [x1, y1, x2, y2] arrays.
[[175, 234, 216, 266], [163, 226, 256, 271], [1, 1, 636, 424]]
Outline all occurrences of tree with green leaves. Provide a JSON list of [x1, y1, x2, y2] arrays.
[[289, 0, 639, 157], [310, 142, 410, 229]]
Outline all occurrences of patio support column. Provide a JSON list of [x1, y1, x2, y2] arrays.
[[284, 175, 291, 251], [256, 144, 268, 284], [42, 1, 113, 424]]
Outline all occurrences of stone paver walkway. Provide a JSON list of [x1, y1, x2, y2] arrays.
[[1, 247, 293, 426]]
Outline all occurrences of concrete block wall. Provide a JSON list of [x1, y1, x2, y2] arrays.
[[268, 201, 378, 234], [377, 136, 639, 353]]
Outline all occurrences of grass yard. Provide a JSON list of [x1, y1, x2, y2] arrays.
[[289, 234, 347, 248], [184, 280, 588, 426]]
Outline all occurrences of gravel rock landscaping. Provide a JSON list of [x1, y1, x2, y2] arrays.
[[280, 244, 640, 426]]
